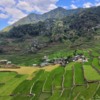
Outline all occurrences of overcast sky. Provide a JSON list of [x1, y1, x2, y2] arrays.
[[0, 0, 100, 30]]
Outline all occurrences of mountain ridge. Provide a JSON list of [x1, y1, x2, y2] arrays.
[[2, 7, 85, 32], [0, 6, 100, 55]]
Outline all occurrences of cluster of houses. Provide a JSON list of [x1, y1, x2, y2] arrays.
[[0, 60, 18, 68], [0, 54, 89, 68], [0, 60, 11, 65], [72, 55, 88, 62], [33, 54, 88, 67]]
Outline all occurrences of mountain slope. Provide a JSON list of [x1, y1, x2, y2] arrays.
[[0, 6, 100, 55], [13, 7, 84, 26], [6, 6, 100, 38], [2, 7, 84, 32]]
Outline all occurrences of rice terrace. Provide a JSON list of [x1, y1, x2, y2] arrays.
[[0, 1, 100, 100], [0, 48, 100, 100]]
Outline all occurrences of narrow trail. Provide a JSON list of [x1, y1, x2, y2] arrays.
[[60, 67, 66, 97], [92, 81, 100, 99], [42, 73, 50, 92], [29, 72, 44, 100]]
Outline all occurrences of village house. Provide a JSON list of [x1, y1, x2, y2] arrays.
[[0, 59, 19, 68], [72, 55, 88, 62], [40, 62, 50, 67], [0, 60, 10, 65], [39, 54, 88, 67], [40, 56, 51, 67]]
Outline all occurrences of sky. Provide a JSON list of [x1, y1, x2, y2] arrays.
[[0, 0, 100, 30]]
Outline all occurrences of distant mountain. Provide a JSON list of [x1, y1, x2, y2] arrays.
[[14, 7, 84, 26], [2, 6, 99, 40], [0, 6, 100, 54], [2, 7, 84, 32]]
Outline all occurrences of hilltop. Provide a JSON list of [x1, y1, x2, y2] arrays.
[[1, 7, 84, 32]]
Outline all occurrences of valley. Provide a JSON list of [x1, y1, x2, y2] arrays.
[[0, 45, 100, 100], [0, 5, 100, 100]]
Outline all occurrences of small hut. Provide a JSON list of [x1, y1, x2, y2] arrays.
[[0, 60, 8, 65]]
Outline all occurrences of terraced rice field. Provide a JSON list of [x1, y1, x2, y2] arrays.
[[0, 50, 100, 100], [83, 65, 100, 81], [74, 63, 84, 85], [92, 58, 100, 71]]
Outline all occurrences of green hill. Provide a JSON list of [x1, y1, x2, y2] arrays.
[[1, 7, 84, 32]]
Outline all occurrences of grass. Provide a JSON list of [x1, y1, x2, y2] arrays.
[[31, 80, 44, 100], [32, 71, 49, 100], [0, 64, 100, 100], [64, 70, 73, 88], [71, 85, 86, 100], [52, 67, 64, 89], [49, 50, 73, 60], [59, 88, 71, 100], [0, 64, 59, 77], [63, 62, 74, 88], [94, 86, 100, 99], [82, 50, 90, 57], [11, 70, 44, 100], [0, 54, 42, 66], [0, 42, 70, 66], [0, 72, 17, 83], [83, 65, 100, 81], [71, 83, 99, 100], [0, 44, 100, 100], [65, 62, 75, 70], [91, 51, 99, 57], [38, 92, 51, 100], [77, 83, 99, 100], [43, 70, 56, 91], [0, 74, 27, 100], [44, 67, 63, 91], [74, 63, 84, 85], [48, 90, 61, 100], [92, 58, 100, 71]]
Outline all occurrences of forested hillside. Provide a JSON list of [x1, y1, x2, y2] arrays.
[[0, 6, 100, 65]]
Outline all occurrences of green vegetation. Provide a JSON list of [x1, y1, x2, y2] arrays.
[[0, 5, 100, 100], [48, 90, 61, 100], [94, 86, 100, 99], [0, 59, 100, 100], [74, 63, 84, 85], [59, 88, 71, 100], [0, 72, 27, 100], [71, 83, 99, 100], [83, 65, 100, 81], [77, 83, 99, 100], [92, 58, 100, 71], [64, 70, 73, 88], [53, 67, 64, 89]]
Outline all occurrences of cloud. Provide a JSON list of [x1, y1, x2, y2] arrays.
[[0, 0, 59, 24], [0, 7, 4, 11], [17, 1, 33, 12], [83, 1, 100, 8], [5, 7, 27, 24], [24, 0, 58, 13], [83, 2, 93, 8], [62, 6, 67, 9], [70, 4, 78, 9], [0, 0, 16, 7], [0, 13, 9, 19]]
